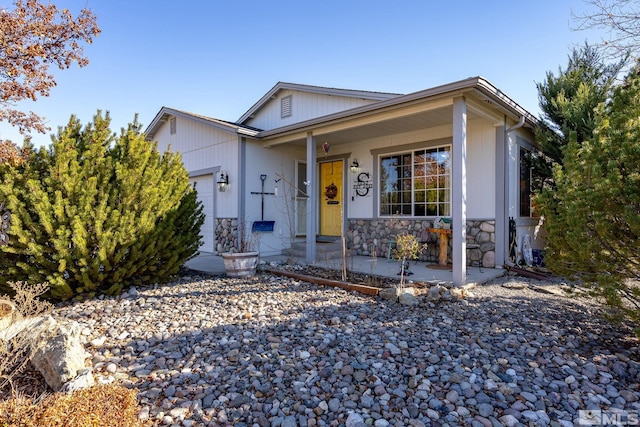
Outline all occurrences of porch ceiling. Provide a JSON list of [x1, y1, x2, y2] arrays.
[[262, 104, 485, 147]]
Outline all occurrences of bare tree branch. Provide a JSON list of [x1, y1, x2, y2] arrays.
[[573, 0, 640, 60]]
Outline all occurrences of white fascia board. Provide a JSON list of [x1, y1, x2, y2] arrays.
[[145, 107, 253, 139], [473, 78, 539, 128]]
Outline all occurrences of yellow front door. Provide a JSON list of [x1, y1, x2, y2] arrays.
[[319, 160, 343, 236]]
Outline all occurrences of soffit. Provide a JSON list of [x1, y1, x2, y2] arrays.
[[261, 103, 486, 148]]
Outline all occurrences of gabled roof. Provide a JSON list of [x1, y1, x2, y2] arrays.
[[237, 82, 401, 124], [256, 76, 538, 140], [145, 107, 261, 140]]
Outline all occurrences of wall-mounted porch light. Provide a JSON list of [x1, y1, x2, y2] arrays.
[[217, 171, 229, 192], [350, 160, 359, 174]]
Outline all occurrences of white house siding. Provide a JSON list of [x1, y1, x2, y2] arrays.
[[245, 89, 382, 131], [151, 114, 241, 253], [152, 115, 240, 219], [466, 119, 496, 218], [243, 142, 306, 256]]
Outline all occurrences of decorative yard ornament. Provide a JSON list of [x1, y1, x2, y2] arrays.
[[322, 141, 330, 155], [0, 203, 10, 246]]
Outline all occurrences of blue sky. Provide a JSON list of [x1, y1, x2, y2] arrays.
[[0, 0, 607, 147]]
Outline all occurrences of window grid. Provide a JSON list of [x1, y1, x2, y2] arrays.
[[380, 146, 451, 217]]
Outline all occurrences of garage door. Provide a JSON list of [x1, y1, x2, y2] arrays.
[[190, 175, 215, 253]]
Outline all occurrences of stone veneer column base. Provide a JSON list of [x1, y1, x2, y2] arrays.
[[215, 218, 238, 254]]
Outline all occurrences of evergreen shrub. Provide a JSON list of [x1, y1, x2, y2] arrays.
[[0, 112, 204, 300]]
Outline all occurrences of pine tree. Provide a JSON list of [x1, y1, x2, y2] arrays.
[[534, 44, 625, 187], [537, 65, 640, 330], [0, 112, 204, 300]]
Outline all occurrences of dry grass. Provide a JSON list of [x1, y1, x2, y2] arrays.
[[0, 382, 149, 427], [0, 282, 53, 391]]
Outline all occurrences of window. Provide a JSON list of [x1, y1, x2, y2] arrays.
[[281, 95, 292, 118], [519, 146, 541, 217], [380, 146, 451, 216]]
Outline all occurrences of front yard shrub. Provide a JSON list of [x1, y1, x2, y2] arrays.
[[537, 65, 640, 331], [0, 112, 204, 300]]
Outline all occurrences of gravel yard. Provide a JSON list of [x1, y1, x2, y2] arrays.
[[55, 271, 640, 427]]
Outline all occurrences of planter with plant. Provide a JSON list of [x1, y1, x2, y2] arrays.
[[221, 222, 261, 277]]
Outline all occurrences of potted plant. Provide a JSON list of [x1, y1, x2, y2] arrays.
[[221, 222, 261, 277]]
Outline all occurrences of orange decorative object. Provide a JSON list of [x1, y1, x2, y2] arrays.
[[427, 228, 452, 267]]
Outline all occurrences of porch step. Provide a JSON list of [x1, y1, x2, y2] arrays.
[[290, 240, 354, 260]]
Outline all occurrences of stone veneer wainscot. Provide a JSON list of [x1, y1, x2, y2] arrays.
[[346, 219, 496, 268]]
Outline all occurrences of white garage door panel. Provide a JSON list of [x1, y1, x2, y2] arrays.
[[191, 175, 215, 253]]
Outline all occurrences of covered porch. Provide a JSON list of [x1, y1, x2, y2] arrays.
[[256, 78, 525, 286]]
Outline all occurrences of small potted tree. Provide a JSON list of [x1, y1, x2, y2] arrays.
[[221, 222, 260, 277], [394, 233, 426, 288]]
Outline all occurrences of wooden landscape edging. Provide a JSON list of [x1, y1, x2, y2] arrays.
[[505, 265, 550, 281], [264, 268, 380, 296]]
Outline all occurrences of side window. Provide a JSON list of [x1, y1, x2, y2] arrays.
[[519, 146, 541, 218]]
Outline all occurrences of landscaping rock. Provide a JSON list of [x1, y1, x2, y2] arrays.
[[399, 292, 419, 306], [49, 272, 640, 427], [27, 316, 89, 391]]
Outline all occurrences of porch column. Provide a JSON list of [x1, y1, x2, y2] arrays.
[[495, 125, 507, 267], [306, 132, 317, 263], [452, 97, 467, 285]]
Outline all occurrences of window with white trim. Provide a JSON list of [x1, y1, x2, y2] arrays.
[[379, 145, 451, 216]]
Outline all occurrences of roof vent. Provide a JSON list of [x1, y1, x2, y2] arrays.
[[281, 95, 292, 118], [170, 116, 176, 134]]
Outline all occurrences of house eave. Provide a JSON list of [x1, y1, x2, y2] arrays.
[[145, 107, 260, 140], [256, 76, 538, 144]]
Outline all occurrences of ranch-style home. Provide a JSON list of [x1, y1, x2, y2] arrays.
[[146, 77, 542, 286]]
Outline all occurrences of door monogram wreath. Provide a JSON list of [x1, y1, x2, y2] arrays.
[[324, 183, 338, 200]]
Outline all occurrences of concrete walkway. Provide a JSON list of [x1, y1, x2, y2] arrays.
[[185, 252, 504, 286]]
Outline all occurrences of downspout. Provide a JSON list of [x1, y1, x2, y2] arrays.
[[507, 115, 525, 133], [503, 115, 526, 266]]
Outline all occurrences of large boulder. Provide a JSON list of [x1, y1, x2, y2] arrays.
[[3, 315, 91, 391], [379, 287, 415, 302]]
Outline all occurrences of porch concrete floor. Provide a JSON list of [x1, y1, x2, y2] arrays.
[[185, 252, 505, 286]]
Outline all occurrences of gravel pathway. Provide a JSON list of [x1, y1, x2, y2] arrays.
[[55, 272, 640, 427]]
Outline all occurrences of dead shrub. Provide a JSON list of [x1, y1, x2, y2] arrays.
[[0, 282, 53, 391], [0, 382, 149, 427]]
